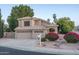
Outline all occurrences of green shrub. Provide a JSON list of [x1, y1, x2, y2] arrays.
[[41, 37, 46, 42], [5, 28, 11, 32]]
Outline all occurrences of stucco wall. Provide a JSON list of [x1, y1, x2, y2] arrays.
[[15, 17, 58, 39], [4, 32, 15, 38]]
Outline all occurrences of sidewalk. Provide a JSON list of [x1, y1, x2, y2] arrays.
[[0, 39, 79, 55]]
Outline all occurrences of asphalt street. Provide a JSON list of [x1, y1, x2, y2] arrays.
[[0, 46, 52, 55]]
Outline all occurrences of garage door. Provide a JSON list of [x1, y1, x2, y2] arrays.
[[15, 31, 32, 39]]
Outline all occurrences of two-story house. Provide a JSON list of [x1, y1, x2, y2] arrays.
[[15, 17, 58, 39]]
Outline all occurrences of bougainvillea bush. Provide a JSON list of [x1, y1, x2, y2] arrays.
[[64, 32, 79, 43], [45, 32, 59, 41]]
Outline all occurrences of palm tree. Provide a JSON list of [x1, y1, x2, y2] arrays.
[[47, 18, 50, 23], [53, 13, 57, 23]]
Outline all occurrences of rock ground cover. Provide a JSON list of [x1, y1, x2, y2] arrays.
[[37, 34, 79, 50]]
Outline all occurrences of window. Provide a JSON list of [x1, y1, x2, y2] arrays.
[[24, 21, 30, 26], [34, 20, 40, 25]]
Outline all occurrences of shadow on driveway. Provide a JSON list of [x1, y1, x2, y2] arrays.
[[0, 46, 53, 55]]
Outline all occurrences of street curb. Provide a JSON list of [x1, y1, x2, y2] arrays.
[[1, 45, 79, 55]]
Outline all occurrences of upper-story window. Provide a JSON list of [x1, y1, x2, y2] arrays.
[[24, 21, 30, 26], [34, 20, 40, 25]]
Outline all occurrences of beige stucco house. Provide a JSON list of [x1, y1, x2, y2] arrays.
[[15, 17, 58, 39]]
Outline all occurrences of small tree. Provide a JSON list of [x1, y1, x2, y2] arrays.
[[4, 24, 11, 32], [57, 17, 75, 34], [0, 9, 4, 38]]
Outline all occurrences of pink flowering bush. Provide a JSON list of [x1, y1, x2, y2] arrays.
[[45, 32, 59, 41], [64, 32, 79, 43]]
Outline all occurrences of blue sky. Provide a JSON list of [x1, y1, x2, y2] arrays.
[[0, 4, 79, 26]]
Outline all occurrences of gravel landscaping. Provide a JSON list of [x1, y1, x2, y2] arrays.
[[37, 34, 79, 50], [37, 41, 79, 50]]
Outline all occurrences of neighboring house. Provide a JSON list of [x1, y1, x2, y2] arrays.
[[74, 26, 79, 31], [15, 17, 58, 39], [73, 26, 79, 34]]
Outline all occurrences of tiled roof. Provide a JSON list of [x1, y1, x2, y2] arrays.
[[15, 26, 46, 30]]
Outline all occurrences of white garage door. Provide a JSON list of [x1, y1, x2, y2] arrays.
[[15, 31, 32, 39]]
